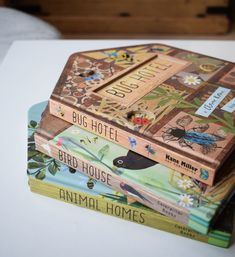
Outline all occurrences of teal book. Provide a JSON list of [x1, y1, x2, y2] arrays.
[[28, 101, 234, 247], [34, 102, 235, 234]]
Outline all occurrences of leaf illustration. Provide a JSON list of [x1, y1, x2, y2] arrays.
[[158, 98, 170, 106], [220, 127, 235, 133], [32, 155, 45, 163], [175, 103, 193, 109], [48, 163, 58, 176], [223, 112, 234, 126], [28, 144, 36, 151], [194, 98, 202, 106], [29, 120, 37, 128], [171, 92, 183, 99], [143, 95, 159, 100], [72, 149, 96, 162], [28, 150, 38, 158], [98, 145, 110, 160], [28, 162, 45, 169], [155, 87, 166, 94], [35, 168, 46, 180]]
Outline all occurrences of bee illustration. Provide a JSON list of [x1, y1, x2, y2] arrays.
[[162, 115, 225, 154], [87, 178, 97, 189], [55, 106, 64, 117], [120, 52, 133, 62], [105, 51, 133, 63], [80, 136, 98, 145]]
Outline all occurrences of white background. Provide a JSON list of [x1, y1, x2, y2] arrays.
[[0, 40, 234, 257]]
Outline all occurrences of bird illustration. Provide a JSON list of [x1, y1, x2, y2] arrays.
[[120, 182, 152, 204], [113, 150, 156, 170]]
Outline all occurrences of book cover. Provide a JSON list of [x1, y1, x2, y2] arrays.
[[49, 44, 235, 185], [27, 104, 234, 247], [33, 101, 235, 234]]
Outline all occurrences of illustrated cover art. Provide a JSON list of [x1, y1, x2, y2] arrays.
[[49, 44, 235, 185], [27, 102, 234, 247], [34, 102, 235, 234]]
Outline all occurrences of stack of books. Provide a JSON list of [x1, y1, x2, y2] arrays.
[[27, 44, 235, 247]]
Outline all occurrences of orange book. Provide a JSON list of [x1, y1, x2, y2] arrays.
[[49, 44, 235, 185]]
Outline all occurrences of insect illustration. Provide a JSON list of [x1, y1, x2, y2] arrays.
[[113, 150, 156, 170], [162, 115, 225, 154], [87, 178, 97, 189], [105, 51, 133, 63], [126, 110, 154, 129], [133, 117, 150, 126], [200, 169, 209, 180], [55, 106, 64, 117], [145, 145, 156, 156], [80, 136, 98, 145], [128, 137, 137, 148], [83, 71, 103, 82]]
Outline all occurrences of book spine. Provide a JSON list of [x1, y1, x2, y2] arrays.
[[28, 177, 230, 248], [49, 99, 215, 186], [35, 133, 190, 228]]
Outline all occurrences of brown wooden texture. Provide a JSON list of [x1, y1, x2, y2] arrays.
[[41, 15, 229, 35], [16, 0, 229, 17], [0, 0, 7, 5], [13, 0, 230, 35], [37, 106, 70, 140]]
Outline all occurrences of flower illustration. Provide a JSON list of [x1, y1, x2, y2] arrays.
[[178, 194, 194, 208], [177, 179, 193, 190], [183, 75, 201, 86]]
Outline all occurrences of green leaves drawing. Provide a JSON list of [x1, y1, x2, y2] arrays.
[[144, 87, 235, 134], [48, 161, 59, 175], [27, 120, 61, 180], [98, 145, 110, 161], [35, 168, 46, 180]]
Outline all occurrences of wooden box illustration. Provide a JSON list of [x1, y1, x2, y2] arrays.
[[34, 102, 235, 235], [49, 44, 235, 185], [28, 101, 235, 248]]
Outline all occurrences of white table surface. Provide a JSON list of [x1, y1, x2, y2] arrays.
[[0, 40, 234, 257]]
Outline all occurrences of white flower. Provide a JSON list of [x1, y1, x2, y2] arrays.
[[178, 194, 194, 208], [183, 75, 201, 86], [177, 179, 193, 190]]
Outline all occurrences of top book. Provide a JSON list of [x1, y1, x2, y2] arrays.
[[49, 44, 235, 185]]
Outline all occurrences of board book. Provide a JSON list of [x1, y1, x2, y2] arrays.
[[49, 44, 235, 185], [34, 102, 235, 234], [27, 102, 234, 247]]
